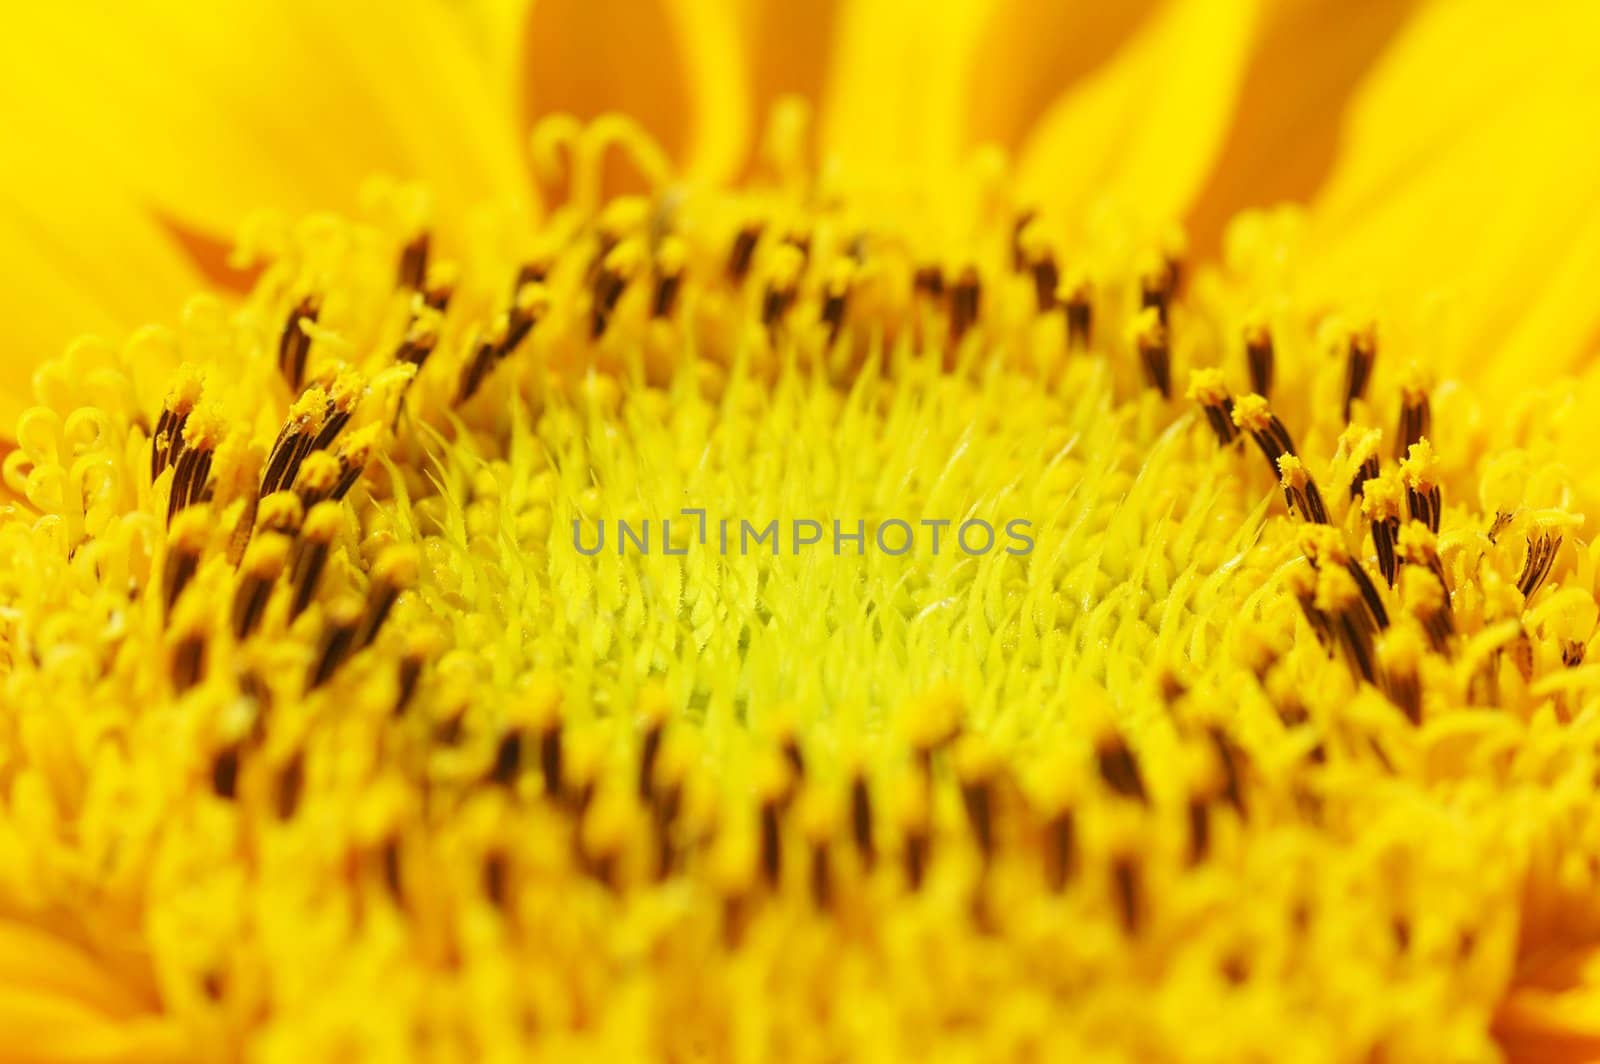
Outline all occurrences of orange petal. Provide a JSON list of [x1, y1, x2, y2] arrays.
[[519, 0, 753, 189]]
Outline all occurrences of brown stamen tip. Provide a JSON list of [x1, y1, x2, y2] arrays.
[[210, 744, 241, 800], [458, 318, 512, 404], [1111, 853, 1142, 935], [397, 232, 430, 291], [307, 594, 363, 689], [233, 532, 290, 639], [1095, 733, 1148, 804], [726, 223, 763, 283], [1315, 565, 1378, 683], [759, 796, 783, 889], [166, 412, 223, 526], [1399, 563, 1453, 654], [913, 264, 946, 301], [151, 366, 204, 483], [1276, 455, 1329, 524], [289, 502, 342, 620], [1044, 807, 1076, 891], [849, 773, 875, 869], [760, 245, 805, 333], [1242, 318, 1274, 399], [489, 729, 524, 786], [260, 388, 330, 498], [278, 297, 321, 391], [1230, 394, 1299, 474], [163, 508, 210, 617], [1138, 253, 1176, 326], [820, 259, 854, 345], [955, 736, 999, 861], [1517, 529, 1562, 600], [1187, 369, 1239, 447], [1397, 377, 1432, 459], [949, 267, 982, 344], [1400, 440, 1442, 534], [293, 451, 342, 510], [652, 237, 687, 319], [172, 631, 207, 692], [1131, 307, 1170, 399], [358, 544, 418, 649], [1342, 325, 1376, 423], [1378, 626, 1425, 725], [1060, 278, 1093, 351]]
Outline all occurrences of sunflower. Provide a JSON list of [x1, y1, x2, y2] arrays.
[[3, 0, 1600, 1060]]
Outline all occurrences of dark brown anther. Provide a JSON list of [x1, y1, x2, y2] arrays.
[[1095, 735, 1147, 804], [761, 280, 798, 331], [1397, 385, 1431, 460], [1063, 282, 1093, 351], [949, 267, 982, 344], [1187, 797, 1211, 865], [1347, 558, 1391, 631], [167, 429, 217, 526], [1112, 854, 1141, 935], [820, 288, 849, 345], [307, 596, 362, 689], [310, 375, 361, 455], [1565, 641, 1587, 667], [850, 774, 875, 869], [727, 224, 762, 283], [638, 718, 664, 802], [329, 428, 380, 502], [172, 633, 206, 692], [1190, 372, 1239, 447], [912, 264, 946, 301], [959, 776, 994, 861], [1517, 530, 1562, 600], [396, 321, 439, 368], [1405, 480, 1441, 535], [591, 261, 632, 339], [289, 503, 342, 620], [1139, 259, 1175, 325], [1029, 254, 1060, 312], [903, 826, 929, 890], [163, 511, 208, 618], [1350, 452, 1381, 501], [1276, 456, 1329, 525], [651, 781, 683, 880], [1386, 662, 1422, 726], [396, 645, 427, 715], [357, 546, 416, 650], [397, 232, 430, 290], [809, 842, 832, 911], [1243, 322, 1274, 399], [759, 797, 782, 889], [232, 533, 288, 640], [1044, 808, 1076, 891], [150, 373, 202, 483], [483, 850, 510, 909], [1207, 726, 1247, 817], [1134, 312, 1171, 399], [275, 752, 305, 820], [652, 270, 682, 319], [1342, 327, 1376, 422], [211, 745, 241, 800], [1231, 396, 1299, 478], [1372, 517, 1399, 588], [539, 720, 563, 799], [379, 836, 404, 902], [1009, 209, 1038, 271], [457, 326, 507, 404], [260, 389, 329, 498], [490, 730, 524, 786], [278, 297, 320, 391]]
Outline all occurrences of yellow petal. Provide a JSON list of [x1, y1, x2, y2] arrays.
[[1183, 0, 1419, 257], [818, 0, 990, 186], [1015, 0, 1262, 231], [518, 0, 753, 188], [1301, 0, 1600, 384], [0, 115, 207, 434], [0, 0, 531, 242]]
